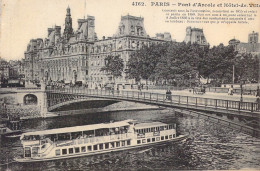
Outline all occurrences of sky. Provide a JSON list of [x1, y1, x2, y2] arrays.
[[0, 0, 260, 60]]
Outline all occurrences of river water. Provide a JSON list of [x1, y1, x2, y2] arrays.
[[1, 108, 260, 170]]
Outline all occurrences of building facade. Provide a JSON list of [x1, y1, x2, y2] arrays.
[[184, 27, 209, 47], [23, 7, 172, 88], [228, 31, 260, 57]]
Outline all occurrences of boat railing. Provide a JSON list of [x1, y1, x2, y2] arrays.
[[51, 133, 132, 147], [67, 133, 131, 145]]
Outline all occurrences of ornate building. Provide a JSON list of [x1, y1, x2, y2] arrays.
[[228, 31, 260, 57], [24, 7, 172, 87], [184, 27, 209, 47]]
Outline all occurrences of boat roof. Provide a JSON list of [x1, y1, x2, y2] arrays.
[[134, 122, 168, 129], [22, 120, 133, 136]]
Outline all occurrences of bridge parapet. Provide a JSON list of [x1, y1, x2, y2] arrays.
[[46, 87, 260, 116]]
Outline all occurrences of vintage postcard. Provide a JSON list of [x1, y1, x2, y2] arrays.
[[0, 0, 260, 170]]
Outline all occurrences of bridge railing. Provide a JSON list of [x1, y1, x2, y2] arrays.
[[46, 87, 259, 113]]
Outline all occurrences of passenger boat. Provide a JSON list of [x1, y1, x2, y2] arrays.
[[14, 120, 187, 163], [0, 120, 22, 138]]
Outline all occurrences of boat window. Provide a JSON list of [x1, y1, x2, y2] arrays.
[[121, 141, 125, 147], [25, 147, 31, 158], [58, 133, 71, 141], [160, 126, 164, 131], [41, 144, 46, 149], [165, 136, 168, 139], [75, 147, 80, 153], [87, 146, 92, 151], [116, 141, 120, 147], [137, 140, 141, 144], [96, 128, 109, 137], [69, 148, 73, 154], [152, 138, 155, 142], [127, 140, 131, 146], [56, 149, 61, 156], [169, 135, 172, 139], [62, 149, 67, 155], [151, 127, 154, 132], [142, 139, 146, 143], [71, 131, 83, 139], [173, 134, 176, 138], [165, 126, 168, 130], [3, 128, 6, 133], [94, 145, 98, 151], [81, 146, 86, 152], [32, 147, 39, 156], [147, 138, 151, 143], [161, 136, 164, 140], [110, 142, 115, 148], [83, 130, 94, 138], [99, 144, 103, 150], [105, 143, 109, 149], [156, 137, 160, 141]]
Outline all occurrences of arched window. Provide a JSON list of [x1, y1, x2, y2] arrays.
[[24, 94, 38, 105]]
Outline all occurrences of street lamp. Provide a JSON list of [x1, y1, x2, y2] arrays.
[[240, 79, 245, 102]]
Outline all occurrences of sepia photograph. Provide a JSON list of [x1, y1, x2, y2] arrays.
[[0, 0, 260, 170]]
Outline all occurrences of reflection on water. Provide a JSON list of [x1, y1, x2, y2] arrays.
[[1, 109, 260, 170]]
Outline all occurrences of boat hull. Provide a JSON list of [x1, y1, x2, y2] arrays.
[[14, 134, 188, 163]]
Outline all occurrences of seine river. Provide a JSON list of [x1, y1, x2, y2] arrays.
[[1, 108, 260, 170]]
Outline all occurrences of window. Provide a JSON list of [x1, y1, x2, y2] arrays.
[[62, 149, 67, 155], [87, 146, 92, 151], [127, 140, 131, 146], [105, 143, 109, 149], [69, 148, 73, 154], [116, 141, 120, 147], [156, 137, 160, 141], [94, 145, 98, 151], [75, 147, 80, 153], [152, 138, 155, 142], [81, 146, 86, 152], [173, 134, 176, 138], [110, 142, 115, 148], [137, 140, 141, 144], [55, 149, 61, 156], [161, 136, 164, 140], [169, 135, 173, 139], [142, 139, 146, 143], [99, 144, 103, 150], [147, 138, 151, 143], [165, 136, 168, 140], [121, 141, 125, 147]]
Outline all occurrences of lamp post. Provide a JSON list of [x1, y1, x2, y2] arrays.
[[240, 79, 245, 102]]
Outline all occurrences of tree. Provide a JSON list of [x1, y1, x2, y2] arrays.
[[199, 44, 237, 85], [128, 43, 167, 84], [234, 53, 259, 83], [101, 55, 124, 84]]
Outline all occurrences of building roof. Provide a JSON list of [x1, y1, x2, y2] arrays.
[[21, 120, 133, 137]]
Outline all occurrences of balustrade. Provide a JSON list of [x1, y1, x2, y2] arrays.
[[46, 87, 259, 113]]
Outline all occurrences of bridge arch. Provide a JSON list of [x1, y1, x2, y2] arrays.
[[24, 94, 38, 105]]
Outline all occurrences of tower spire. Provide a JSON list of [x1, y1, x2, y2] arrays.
[[64, 7, 73, 41]]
